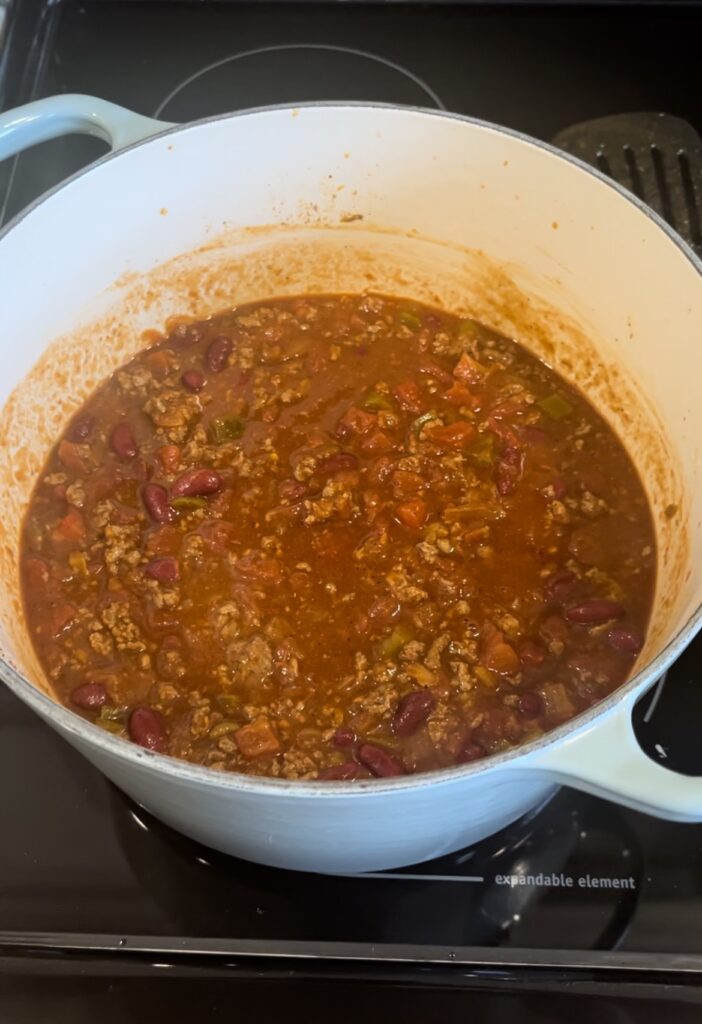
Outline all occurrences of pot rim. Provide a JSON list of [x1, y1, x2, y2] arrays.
[[2, 100, 701, 798]]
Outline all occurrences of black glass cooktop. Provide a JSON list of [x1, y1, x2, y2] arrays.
[[1, 1, 702, 1020]]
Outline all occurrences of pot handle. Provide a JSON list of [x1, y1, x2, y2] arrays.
[[528, 696, 702, 822], [0, 94, 172, 162]]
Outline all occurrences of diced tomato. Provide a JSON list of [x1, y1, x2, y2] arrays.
[[24, 557, 50, 588], [157, 445, 181, 473], [335, 406, 377, 437], [482, 629, 520, 675], [58, 439, 90, 475], [198, 520, 237, 554], [393, 380, 426, 414], [453, 352, 487, 386], [520, 425, 549, 447], [539, 614, 570, 647], [235, 717, 281, 760], [443, 381, 479, 409], [234, 555, 283, 585], [395, 498, 429, 530], [426, 421, 476, 450], [362, 430, 394, 454], [368, 456, 395, 485], [145, 349, 172, 376], [52, 507, 86, 546], [145, 524, 182, 557], [48, 603, 76, 637], [391, 470, 425, 498]]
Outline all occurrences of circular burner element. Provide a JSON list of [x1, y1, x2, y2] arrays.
[[154, 44, 444, 121]]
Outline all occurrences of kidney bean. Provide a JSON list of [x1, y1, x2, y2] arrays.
[[142, 483, 175, 523], [519, 641, 546, 667], [357, 743, 404, 777], [181, 368, 205, 392], [392, 690, 436, 737], [171, 468, 222, 498], [579, 469, 607, 497], [520, 425, 548, 446], [71, 683, 108, 710], [456, 740, 484, 764], [316, 452, 359, 475], [367, 596, 401, 625], [519, 692, 543, 718], [110, 422, 138, 460], [543, 570, 577, 604], [333, 726, 357, 749], [564, 600, 625, 625], [278, 478, 308, 503], [70, 415, 94, 442], [128, 706, 168, 753], [145, 556, 179, 583], [495, 446, 524, 496], [545, 477, 567, 500], [319, 762, 361, 781], [205, 335, 233, 373], [607, 626, 643, 654], [417, 359, 452, 385]]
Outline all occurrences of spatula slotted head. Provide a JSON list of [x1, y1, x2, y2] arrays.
[[553, 112, 702, 256]]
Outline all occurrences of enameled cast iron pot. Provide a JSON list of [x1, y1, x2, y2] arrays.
[[0, 96, 700, 872]]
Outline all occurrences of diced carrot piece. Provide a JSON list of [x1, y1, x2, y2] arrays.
[[52, 507, 86, 546], [157, 444, 181, 473], [395, 498, 429, 530], [58, 439, 89, 475], [453, 352, 488, 386], [426, 421, 476, 450], [393, 380, 426, 414], [235, 718, 282, 760], [336, 406, 377, 437]]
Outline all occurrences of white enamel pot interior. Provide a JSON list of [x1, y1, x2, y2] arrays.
[[0, 96, 700, 873]]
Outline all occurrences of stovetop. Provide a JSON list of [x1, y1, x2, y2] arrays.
[[2, 1, 702, 1020]]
